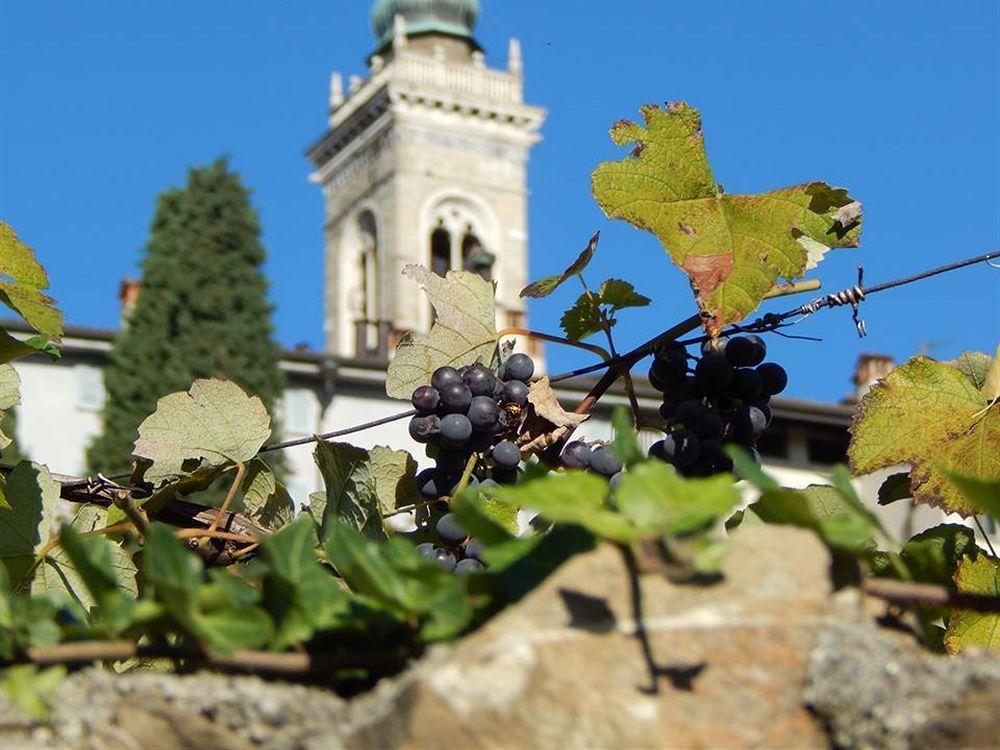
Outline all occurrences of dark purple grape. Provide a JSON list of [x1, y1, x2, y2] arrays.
[[436, 513, 468, 545], [463, 365, 497, 397], [440, 413, 473, 447], [503, 353, 535, 382], [439, 382, 473, 413], [432, 548, 457, 571], [732, 404, 768, 444], [416, 468, 446, 499], [467, 430, 494, 453], [411, 385, 440, 414], [665, 429, 700, 468], [729, 367, 763, 400], [588, 446, 622, 477], [694, 412, 724, 438], [724, 336, 765, 367], [695, 353, 733, 396], [435, 449, 468, 474], [659, 400, 678, 421], [416, 542, 436, 560], [491, 440, 521, 469], [674, 399, 705, 426], [561, 440, 592, 469], [502, 379, 529, 406], [468, 395, 500, 432], [757, 363, 787, 395], [701, 336, 727, 357], [751, 399, 772, 427], [492, 379, 505, 399], [609, 471, 625, 489], [464, 538, 485, 561], [649, 440, 667, 461], [455, 558, 484, 574], [492, 467, 518, 485], [409, 415, 440, 443], [431, 366, 462, 392]]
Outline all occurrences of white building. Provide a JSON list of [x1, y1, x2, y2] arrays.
[[5, 0, 992, 546]]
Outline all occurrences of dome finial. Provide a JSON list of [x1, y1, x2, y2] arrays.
[[371, 1, 480, 51]]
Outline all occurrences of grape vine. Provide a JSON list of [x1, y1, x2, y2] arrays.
[[0, 102, 997, 717]]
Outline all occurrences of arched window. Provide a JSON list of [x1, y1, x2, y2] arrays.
[[358, 211, 378, 324], [431, 226, 451, 278], [461, 230, 493, 281]]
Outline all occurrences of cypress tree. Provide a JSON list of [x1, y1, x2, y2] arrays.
[[87, 159, 285, 475]]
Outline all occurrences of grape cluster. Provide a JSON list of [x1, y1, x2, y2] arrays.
[[406, 353, 536, 571], [559, 439, 624, 485], [647, 334, 786, 476]]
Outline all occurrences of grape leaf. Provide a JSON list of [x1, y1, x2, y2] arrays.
[[849, 356, 1000, 516], [0, 664, 66, 719], [520, 232, 599, 299], [241, 459, 294, 531], [144, 523, 272, 652], [526, 377, 588, 429], [0, 221, 63, 340], [0, 364, 20, 450], [981, 345, 1000, 402], [559, 278, 651, 341], [614, 460, 739, 536], [944, 469, 1000, 518], [386, 266, 497, 399], [259, 518, 354, 649], [944, 555, 1000, 655], [313, 443, 417, 542], [0, 462, 61, 588], [948, 351, 992, 390], [323, 522, 472, 640], [591, 102, 861, 333], [133, 379, 272, 487], [873, 524, 976, 586], [32, 505, 138, 618]]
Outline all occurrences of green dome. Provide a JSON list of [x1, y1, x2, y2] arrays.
[[371, 0, 479, 48]]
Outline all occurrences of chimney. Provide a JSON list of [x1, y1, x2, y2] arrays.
[[118, 278, 141, 326], [850, 353, 894, 402]]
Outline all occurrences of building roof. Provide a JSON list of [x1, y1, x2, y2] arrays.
[[371, 0, 479, 48]]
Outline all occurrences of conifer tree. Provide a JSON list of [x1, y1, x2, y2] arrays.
[[87, 159, 285, 475]]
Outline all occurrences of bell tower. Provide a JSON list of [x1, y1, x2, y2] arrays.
[[306, 0, 546, 364]]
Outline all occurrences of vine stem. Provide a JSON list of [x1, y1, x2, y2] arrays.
[[208, 460, 245, 535], [862, 578, 1000, 613], [175, 527, 258, 545], [258, 409, 417, 453], [496, 327, 610, 360], [17, 641, 405, 676]]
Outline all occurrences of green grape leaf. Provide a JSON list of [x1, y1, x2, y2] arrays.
[[314, 442, 417, 541], [32, 505, 138, 619], [386, 266, 497, 399], [55, 522, 136, 633], [614, 460, 739, 536], [877, 524, 976, 586], [0, 664, 66, 719], [133, 379, 271, 487], [849, 356, 1000, 516], [490, 471, 636, 542], [259, 518, 353, 649], [944, 555, 1000, 655], [947, 350, 993, 390], [0, 462, 61, 588], [943, 469, 1000, 518], [323, 522, 472, 640], [591, 103, 861, 333], [877, 472, 912, 506], [0, 221, 63, 340], [241, 459, 294, 531], [560, 293, 604, 341], [749, 483, 878, 554], [520, 232, 600, 299], [0, 364, 19, 450], [598, 278, 651, 310], [144, 523, 272, 652]]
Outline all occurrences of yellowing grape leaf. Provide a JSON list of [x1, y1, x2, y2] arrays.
[[0, 221, 63, 340], [981, 345, 1000, 402], [386, 266, 497, 399], [520, 232, 599, 299], [591, 102, 861, 333], [0, 364, 20, 449], [133, 379, 271, 487], [849, 356, 1000, 516], [944, 555, 1000, 655], [948, 351, 992, 390]]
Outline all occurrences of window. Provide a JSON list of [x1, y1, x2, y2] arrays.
[[75, 365, 105, 412], [431, 226, 451, 277], [282, 390, 314, 436], [461, 231, 493, 281]]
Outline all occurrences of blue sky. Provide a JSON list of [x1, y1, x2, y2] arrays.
[[1, 0, 997, 403]]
